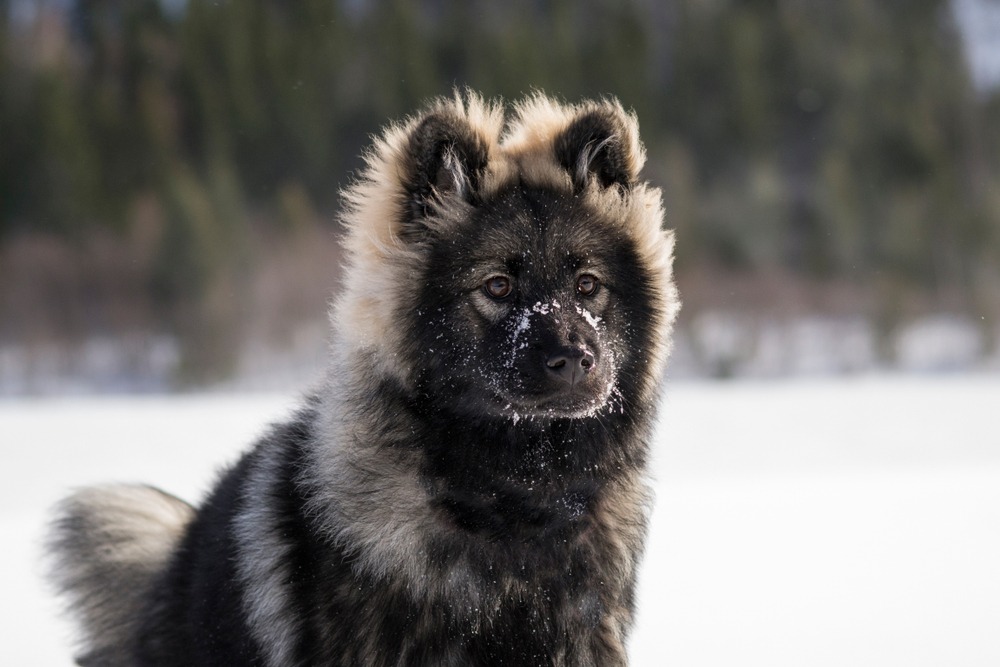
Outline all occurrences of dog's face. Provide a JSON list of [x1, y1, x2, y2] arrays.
[[414, 186, 655, 420], [336, 94, 676, 422]]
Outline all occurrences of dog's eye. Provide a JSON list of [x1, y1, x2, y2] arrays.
[[484, 275, 513, 299], [576, 274, 599, 296]]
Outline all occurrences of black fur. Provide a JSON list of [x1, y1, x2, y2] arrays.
[[124, 398, 650, 665]]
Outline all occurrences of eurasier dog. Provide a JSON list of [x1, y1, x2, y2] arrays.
[[48, 92, 679, 666]]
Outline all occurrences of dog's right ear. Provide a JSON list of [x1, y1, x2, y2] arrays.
[[402, 112, 490, 233]]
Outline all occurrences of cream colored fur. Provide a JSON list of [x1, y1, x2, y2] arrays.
[[47, 485, 194, 666]]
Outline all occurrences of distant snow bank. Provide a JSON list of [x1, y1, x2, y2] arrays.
[[672, 313, 1000, 378], [1, 377, 998, 665], [3, 314, 998, 394]]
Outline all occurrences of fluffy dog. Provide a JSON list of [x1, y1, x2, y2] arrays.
[[47, 92, 679, 666]]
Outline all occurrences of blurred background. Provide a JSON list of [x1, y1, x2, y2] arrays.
[[2, 0, 1000, 393], [4, 4, 1000, 664]]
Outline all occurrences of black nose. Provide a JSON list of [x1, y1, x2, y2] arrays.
[[545, 347, 595, 386]]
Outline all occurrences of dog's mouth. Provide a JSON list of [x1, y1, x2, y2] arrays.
[[470, 343, 620, 420], [493, 378, 616, 420]]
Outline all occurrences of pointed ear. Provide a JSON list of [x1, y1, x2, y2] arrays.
[[403, 112, 490, 229], [554, 104, 643, 193]]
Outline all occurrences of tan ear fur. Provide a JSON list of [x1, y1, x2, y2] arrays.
[[331, 92, 504, 383]]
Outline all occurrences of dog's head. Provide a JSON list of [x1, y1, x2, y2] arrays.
[[335, 92, 678, 421]]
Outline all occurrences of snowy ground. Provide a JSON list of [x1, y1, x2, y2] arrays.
[[2, 376, 998, 665]]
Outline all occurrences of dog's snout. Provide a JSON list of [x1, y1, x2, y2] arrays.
[[545, 347, 595, 386]]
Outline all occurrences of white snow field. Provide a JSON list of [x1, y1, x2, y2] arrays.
[[2, 376, 998, 666]]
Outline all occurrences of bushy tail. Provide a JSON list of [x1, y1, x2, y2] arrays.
[[46, 484, 195, 666]]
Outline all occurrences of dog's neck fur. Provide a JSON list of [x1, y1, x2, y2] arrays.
[[302, 347, 653, 607]]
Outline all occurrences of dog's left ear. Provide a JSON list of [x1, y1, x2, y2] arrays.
[[403, 111, 490, 227], [554, 103, 643, 193]]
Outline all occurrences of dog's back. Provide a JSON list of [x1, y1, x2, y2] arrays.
[[47, 485, 194, 666]]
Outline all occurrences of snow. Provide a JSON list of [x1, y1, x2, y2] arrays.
[[671, 313, 1000, 379], [2, 377, 998, 665], [954, 0, 1000, 91]]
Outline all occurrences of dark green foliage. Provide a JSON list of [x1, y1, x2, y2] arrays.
[[1, 0, 998, 382]]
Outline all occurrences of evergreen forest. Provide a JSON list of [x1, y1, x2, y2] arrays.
[[2, 0, 998, 386]]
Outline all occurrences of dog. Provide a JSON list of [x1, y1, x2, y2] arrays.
[[47, 91, 679, 666]]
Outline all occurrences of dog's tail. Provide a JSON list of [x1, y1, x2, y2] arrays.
[[46, 484, 195, 666]]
